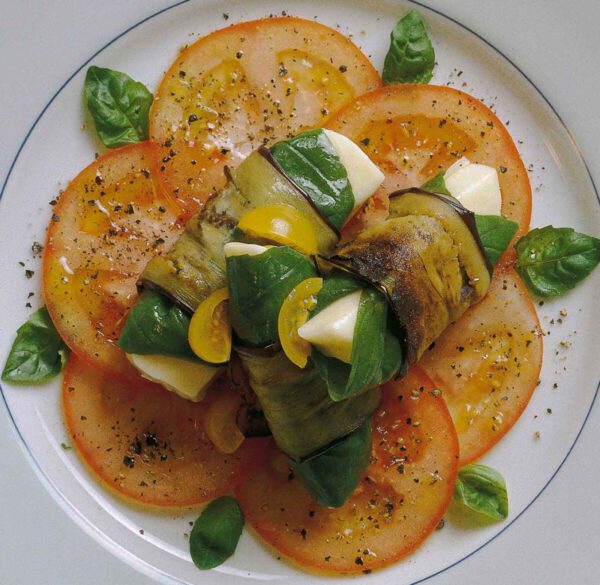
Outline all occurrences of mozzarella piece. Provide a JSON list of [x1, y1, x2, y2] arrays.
[[445, 156, 471, 180], [127, 353, 220, 402], [444, 157, 502, 216], [323, 129, 385, 210], [297, 289, 362, 364], [224, 242, 268, 258]]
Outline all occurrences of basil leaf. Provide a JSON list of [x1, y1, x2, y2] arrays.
[[227, 246, 317, 346], [383, 11, 435, 86], [118, 291, 197, 360], [2, 307, 68, 383], [515, 226, 600, 297], [454, 464, 508, 521], [311, 278, 402, 401], [270, 129, 355, 228], [475, 215, 518, 266], [420, 174, 517, 266], [311, 272, 363, 317], [381, 328, 404, 381], [291, 419, 372, 508], [189, 496, 244, 570], [421, 172, 451, 195], [84, 66, 153, 148]]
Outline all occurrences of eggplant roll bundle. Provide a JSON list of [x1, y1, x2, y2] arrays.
[[236, 346, 380, 458], [140, 149, 338, 312], [327, 190, 492, 364]]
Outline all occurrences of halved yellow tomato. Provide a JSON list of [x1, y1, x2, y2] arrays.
[[188, 287, 231, 364], [238, 205, 319, 255], [204, 391, 246, 454], [278, 277, 323, 368]]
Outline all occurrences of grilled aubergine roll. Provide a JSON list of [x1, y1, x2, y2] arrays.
[[224, 243, 384, 459], [323, 189, 492, 364]]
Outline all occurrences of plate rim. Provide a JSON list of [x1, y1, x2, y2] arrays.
[[0, 1, 598, 583]]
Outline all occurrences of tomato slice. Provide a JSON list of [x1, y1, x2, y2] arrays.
[[43, 143, 182, 382], [188, 287, 232, 364], [327, 85, 532, 247], [63, 355, 264, 508], [419, 268, 543, 465], [237, 205, 319, 255], [236, 368, 458, 575], [150, 17, 381, 219]]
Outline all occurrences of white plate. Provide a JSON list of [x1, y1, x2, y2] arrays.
[[1, 1, 599, 584]]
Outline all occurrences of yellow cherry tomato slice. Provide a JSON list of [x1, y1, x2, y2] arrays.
[[278, 277, 323, 368], [237, 205, 319, 255], [204, 392, 246, 454], [189, 288, 231, 364]]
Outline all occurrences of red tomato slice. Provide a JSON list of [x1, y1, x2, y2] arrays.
[[43, 142, 183, 382], [150, 17, 381, 219], [327, 85, 532, 247], [419, 268, 543, 465], [236, 368, 458, 575], [63, 355, 265, 508]]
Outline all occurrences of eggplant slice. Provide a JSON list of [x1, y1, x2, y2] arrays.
[[327, 190, 491, 364], [236, 346, 380, 459], [140, 150, 338, 313]]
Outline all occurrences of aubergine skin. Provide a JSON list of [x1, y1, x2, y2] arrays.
[[331, 214, 481, 364], [236, 347, 380, 459]]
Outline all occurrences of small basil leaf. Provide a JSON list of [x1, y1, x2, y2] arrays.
[[380, 327, 404, 382], [118, 291, 197, 360], [189, 496, 244, 570], [2, 307, 68, 384], [311, 277, 402, 401], [227, 246, 317, 346], [270, 129, 355, 228], [454, 464, 508, 521], [291, 419, 372, 508], [311, 272, 363, 317], [343, 288, 388, 398], [515, 226, 600, 297], [84, 66, 153, 148], [383, 11, 435, 86], [475, 215, 518, 266], [421, 172, 451, 195]]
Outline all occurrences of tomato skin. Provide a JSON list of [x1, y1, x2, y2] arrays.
[[236, 368, 458, 575], [63, 356, 266, 508], [419, 267, 543, 465], [150, 17, 381, 218], [43, 142, 183, 382], [328, 84, 532, 248]]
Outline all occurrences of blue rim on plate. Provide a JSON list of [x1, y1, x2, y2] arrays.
[[0, 1, 598, 583]]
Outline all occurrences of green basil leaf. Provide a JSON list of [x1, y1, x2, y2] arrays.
[[227, 246, 317, 346], [420, 174, 517, 266], [475, 215, 518, 266], [380, 327, 404, 382], [118, 291, 197, 360], [311, 272, 363, 317], [454, 464, 508, 521], [383, 11, 435, 86], [311, 278, 402, 401], [421, 172, 451, 195], [189, 496, 244, 570], [84, 66, 153, 148], [270, 129, 355, 228], [515, 226, 600, 297], [2, 307, 68, 384], [291, 419, 372, 508]]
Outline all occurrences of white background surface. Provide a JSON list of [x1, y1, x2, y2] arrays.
[[0, 1, 599, 584]]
